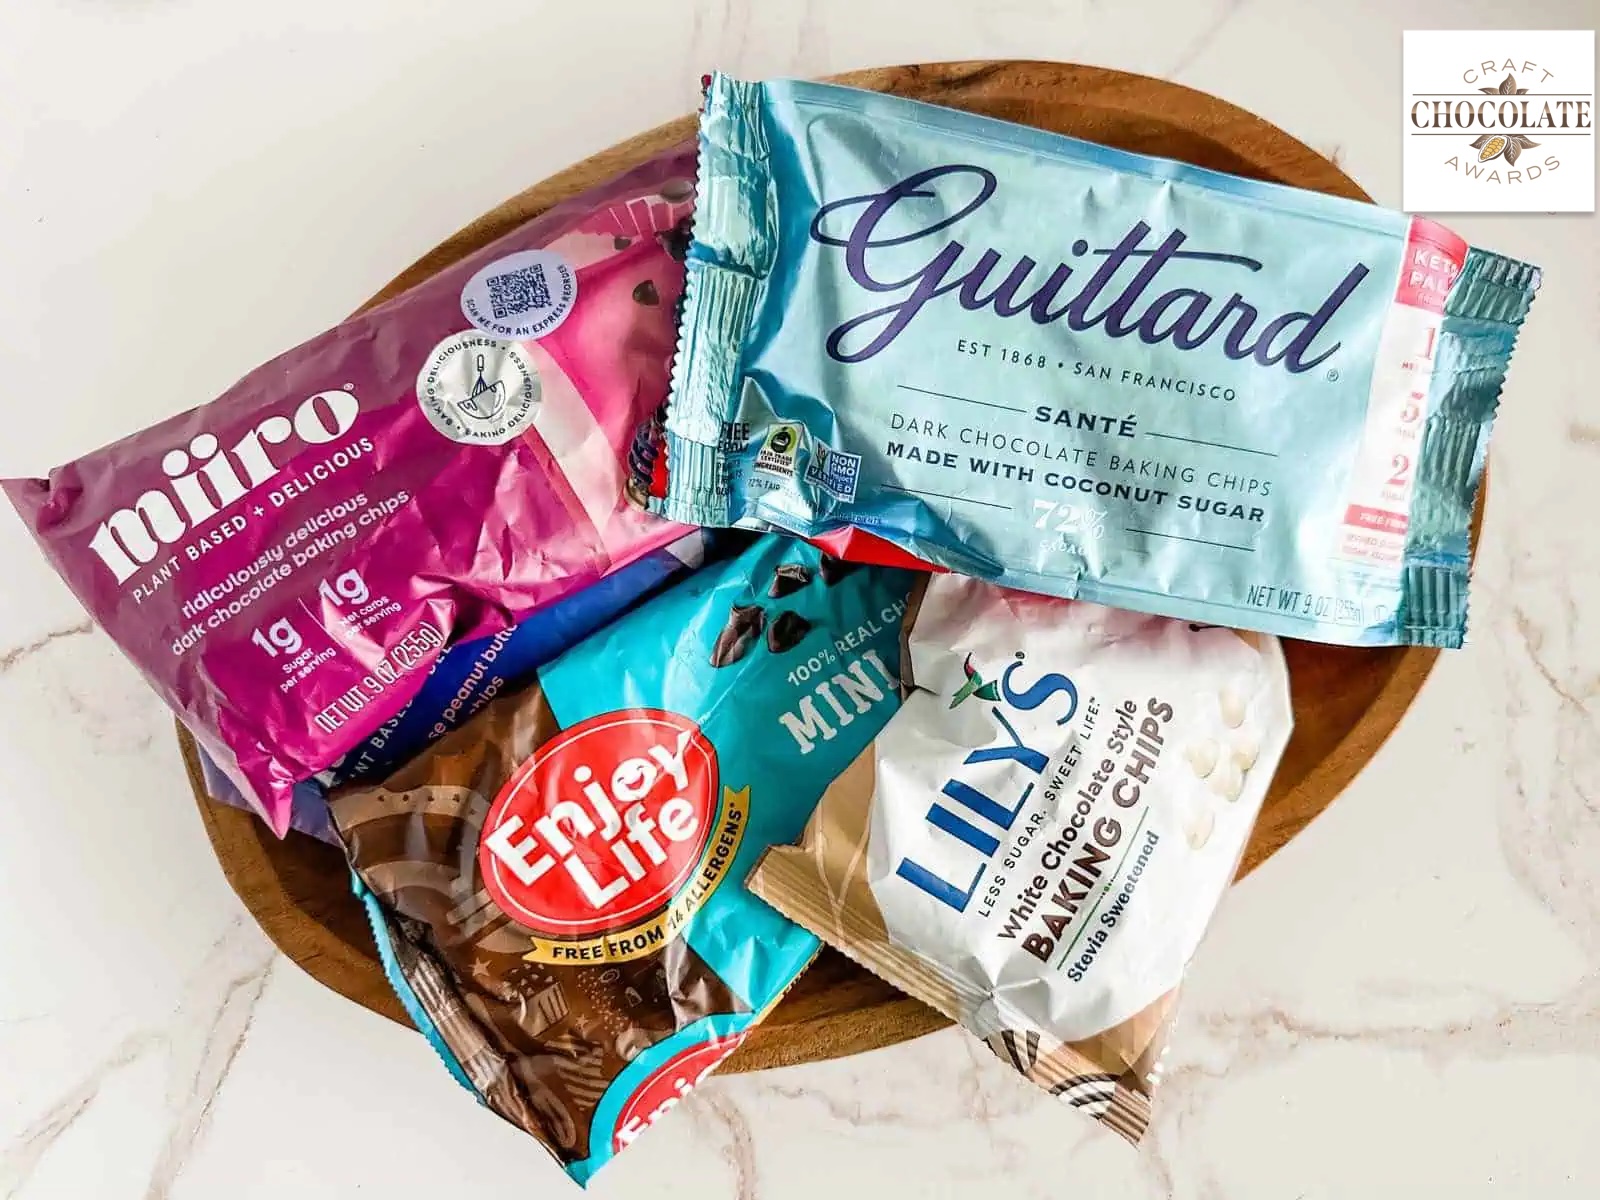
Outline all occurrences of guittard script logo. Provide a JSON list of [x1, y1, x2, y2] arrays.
[[807, 164, 1371, 369]]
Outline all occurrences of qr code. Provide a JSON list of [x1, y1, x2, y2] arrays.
[[486, 264, 550, 319]]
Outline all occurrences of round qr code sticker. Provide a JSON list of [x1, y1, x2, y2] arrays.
[[460, 249, 577, 340]]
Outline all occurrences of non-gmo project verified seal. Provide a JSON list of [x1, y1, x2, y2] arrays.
[[804, 443, 861, 502], [1403, 29, 1594, 212]]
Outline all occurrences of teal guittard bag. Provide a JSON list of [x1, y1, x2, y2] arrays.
[[656, 73, 1540, 648]]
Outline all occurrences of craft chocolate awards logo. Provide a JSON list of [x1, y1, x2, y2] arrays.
[[1403, 30, 1594, 213]]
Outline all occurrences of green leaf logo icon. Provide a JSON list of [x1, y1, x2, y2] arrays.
[[950, 653, 1001, 708]]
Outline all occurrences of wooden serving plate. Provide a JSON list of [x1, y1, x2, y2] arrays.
[[186, 60, 1474, 1072]]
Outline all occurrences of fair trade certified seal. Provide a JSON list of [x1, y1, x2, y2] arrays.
[[416, 332, 539, 445], [460, 248, 578, 339]]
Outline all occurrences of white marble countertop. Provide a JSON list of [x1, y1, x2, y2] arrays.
[[1, 0, 1595, 1196]]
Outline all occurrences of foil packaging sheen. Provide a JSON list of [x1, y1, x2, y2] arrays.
[[656, 73, 1543, 648], [330, 537, 913, 1184], [750, 574, 1293, 1142], [5, 145, 700, 835]]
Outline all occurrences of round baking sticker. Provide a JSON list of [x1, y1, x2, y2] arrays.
[[460, 249, 578, 340], [416, 332, 539, 445]]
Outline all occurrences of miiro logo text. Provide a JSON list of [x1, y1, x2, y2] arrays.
[[88, 389, 360, 583]]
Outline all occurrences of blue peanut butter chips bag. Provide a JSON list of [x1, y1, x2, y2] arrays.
[[656, 74, 1541, 648], [196, 531, 712, 841], [329, 536, 912, 1184]]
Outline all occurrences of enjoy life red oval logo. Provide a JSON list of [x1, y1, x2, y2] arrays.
[[612, 1033, 747, 1152], [478, 709, 719, 940]]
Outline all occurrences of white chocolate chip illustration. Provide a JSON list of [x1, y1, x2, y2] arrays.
[[1186, 805, 1215, 849], [1208, 756, 1244, 802], [1185, 738, 1219, 779], [1228, 727, 1260, 771], [1219, 684, 1248, 729]]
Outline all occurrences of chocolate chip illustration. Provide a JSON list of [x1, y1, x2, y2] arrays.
[[710, 604, 764, 667], [662, 217, 693, 262], [766, 610, 813, 654], [613, 236, 632, 250], [661, 177, 695, 202], [768, 563, 812, 599], [817, 555, 861, 587], [633, 280, 660, 306]]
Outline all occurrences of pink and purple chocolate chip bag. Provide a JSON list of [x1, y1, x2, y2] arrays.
[[5, 143, 699, 836]]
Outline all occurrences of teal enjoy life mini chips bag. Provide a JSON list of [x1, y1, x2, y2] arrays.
[[654, 74, 1541, 648], [329, 536, 912, 1184]]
